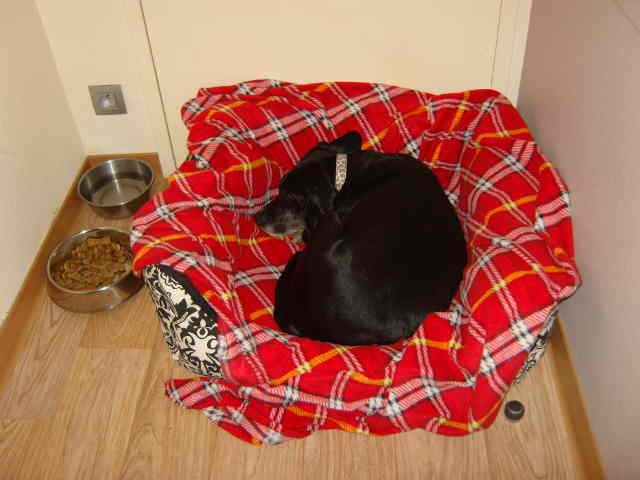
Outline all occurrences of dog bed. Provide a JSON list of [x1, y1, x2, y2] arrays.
[[131, 79, 580, 445]]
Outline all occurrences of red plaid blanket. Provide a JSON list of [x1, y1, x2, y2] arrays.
[[131, 80, 580, 445]]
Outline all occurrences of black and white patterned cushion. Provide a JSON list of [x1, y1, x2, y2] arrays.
[[143, 264, 221, 377], [513, 309, 557, 384]]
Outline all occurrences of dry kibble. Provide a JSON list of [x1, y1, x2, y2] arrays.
[[52, 235, 132, 290]]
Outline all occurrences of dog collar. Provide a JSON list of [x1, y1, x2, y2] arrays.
[[335, 153, 347, 191]]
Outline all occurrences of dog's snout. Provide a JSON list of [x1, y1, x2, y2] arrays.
[[254, 195, 306, 240]]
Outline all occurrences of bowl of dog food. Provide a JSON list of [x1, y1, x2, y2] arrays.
[[77, 158, 154, 218], [46, 227, 143, 313]]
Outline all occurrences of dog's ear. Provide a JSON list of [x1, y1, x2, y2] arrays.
[[299, 132, 362, 165], [303, 189, 332, 232], [330, 131, 362, 153], [301, 165, 336, 232]]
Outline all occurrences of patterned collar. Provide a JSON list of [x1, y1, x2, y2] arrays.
[[335, 153, 347, 191]]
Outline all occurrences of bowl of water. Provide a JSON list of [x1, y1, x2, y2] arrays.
[[77, 158, 154, 218]]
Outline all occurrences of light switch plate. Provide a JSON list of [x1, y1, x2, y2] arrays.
[[89, 84, 127, 115]]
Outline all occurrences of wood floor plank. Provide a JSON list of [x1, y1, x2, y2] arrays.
[[485, 352, 586, 480], [302, 429, 403, 480], [91, 349, 154, 480], [391, 427, 490, 479], [0, 420, 41, 475], [80, 290, 157, 349], [0, 300, 88, 420], [119, 333, 189, 480], [19, 347, 152, 480]]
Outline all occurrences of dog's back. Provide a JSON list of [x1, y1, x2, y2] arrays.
[[271, 143, 467, 345]]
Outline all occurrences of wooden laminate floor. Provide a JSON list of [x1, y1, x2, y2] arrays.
[[0, 155, 599, 480]]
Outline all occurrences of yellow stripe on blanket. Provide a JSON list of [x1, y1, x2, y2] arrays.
[[249, 306, 273, 321], [449, 91, 470, 132], [553, 247, 568, 258], [483, 194, 538, 226], [286, 406, 369, 435], [169, 158, 278, 183], [409, 337, 463, 351], [202, 290, 215, 299], [301, 82, 333, 96], [471, 264, 566, 313], [204, 100, 246, 122], [429, 142, 444, 166], [430, 91, 470, 167], [470, 195, 538, 247], [223, 157, 278, 174], [202, 289, 238, 301], [539, 161, 553, 173], [474, 127, 530, 145], [256, 96, 279, 107], [133, 233, 275, 268], [314, 82, 332, 93], [168, 170, 208, 184], [467, 148, 482, 170], [269, 346, 354, 386], [436, 396, 503, 432], [362, 105, 430, 150], [346, 370, 392, 386]]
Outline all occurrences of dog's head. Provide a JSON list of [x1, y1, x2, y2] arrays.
[[254, 131, 361, 241]]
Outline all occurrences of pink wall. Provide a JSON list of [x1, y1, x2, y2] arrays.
[[518, 0, 640, 478]]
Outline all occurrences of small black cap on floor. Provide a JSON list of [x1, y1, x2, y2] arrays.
[[504, 400, 525, 421]]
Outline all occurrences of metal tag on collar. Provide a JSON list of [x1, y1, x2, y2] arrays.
[[335, 153, 347, 191]]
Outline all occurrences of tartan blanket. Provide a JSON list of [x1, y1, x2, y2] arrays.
[[131, 79, 580, 445]]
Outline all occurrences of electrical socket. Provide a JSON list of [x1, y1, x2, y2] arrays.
[[89, 84, 127, 115]]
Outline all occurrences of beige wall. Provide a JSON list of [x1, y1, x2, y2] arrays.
[[0, 0, 84, 321], [518, 0, 640, 477], [35, 0, 174, 174]]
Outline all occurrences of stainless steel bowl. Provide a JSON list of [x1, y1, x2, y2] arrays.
[[46, 228, 143, 313], [77, 158, 154, 219]]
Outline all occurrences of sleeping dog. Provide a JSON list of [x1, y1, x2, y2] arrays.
[[254, 132, 467, 345]]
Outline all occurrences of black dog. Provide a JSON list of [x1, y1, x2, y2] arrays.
[[254, 132, 467, 345]]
